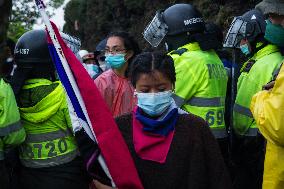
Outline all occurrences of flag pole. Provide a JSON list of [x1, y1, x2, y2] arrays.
[[34, 0, 115, 186]]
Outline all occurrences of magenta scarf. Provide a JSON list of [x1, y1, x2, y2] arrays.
[[132, 106, 178, 163]]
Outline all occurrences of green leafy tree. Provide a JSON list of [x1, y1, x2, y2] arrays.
[[8, 0, 65, 41], [7, 22, 28, 42], [65, 0, 261, 51], [63, 0, 83, 37], [0, 0, 12, 76]]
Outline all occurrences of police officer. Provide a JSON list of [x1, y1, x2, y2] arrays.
[[223, 9, 283, 189], [0, 78, 25, 189], [256, 0, 284, 50], [143, 3, 229, 158], [249, 1, 284, 189], [11, 30, 90, 189]]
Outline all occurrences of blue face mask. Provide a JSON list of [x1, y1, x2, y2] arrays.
[[136, 91, 173, 116], [84, 64, 99, 78], [240, 43, 250, 56], [105, 54, 126, 69], [265, 20, 284, 48]]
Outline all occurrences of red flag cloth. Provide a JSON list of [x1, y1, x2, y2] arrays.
[[49, 22, 143, 189]]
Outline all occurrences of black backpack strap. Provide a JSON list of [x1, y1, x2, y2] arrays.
[[241, 59, 256, 73]]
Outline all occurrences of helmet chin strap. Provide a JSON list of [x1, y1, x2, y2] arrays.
[[10, 67, 32, 99], [247, 38, 268, 58]]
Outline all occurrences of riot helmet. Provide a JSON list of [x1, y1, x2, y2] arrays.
[[12, 29, 55, 95], [143, 3, 205, 48], [163, 4, 205, 35], [223, 9, 266, 48], [14, 29, 53, 65]]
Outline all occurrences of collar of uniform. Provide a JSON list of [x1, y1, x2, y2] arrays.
[[168, 42, 201, 54], [179, 42, 201, 52], [19, 81, 64, 123], [252, 43, 280, 61]]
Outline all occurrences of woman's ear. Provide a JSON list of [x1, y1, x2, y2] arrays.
[[125, 50, 134, 61]]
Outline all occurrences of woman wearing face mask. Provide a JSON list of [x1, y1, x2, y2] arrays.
[[79, 51, 102, 79], [93, 52, 232, 189], [94, 31, 140, 117]]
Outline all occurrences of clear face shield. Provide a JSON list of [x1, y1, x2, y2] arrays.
[[143, 10, 168, 47], [223, 17, 248, 48]]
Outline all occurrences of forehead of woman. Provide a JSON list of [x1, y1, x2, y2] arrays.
[[106, 36, 124, 48], [136, 70, 172, 87]]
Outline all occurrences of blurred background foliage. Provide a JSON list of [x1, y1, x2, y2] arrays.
[[0, 0, 63, 76], [63, 0, 262, 51], [8, 0, 64, 42]]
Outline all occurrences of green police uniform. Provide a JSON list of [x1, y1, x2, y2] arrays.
[[170, 42, 228, 138], [0, 78, 25, 160], [234, 44, 283, 136], [18, 79, 78, 168]]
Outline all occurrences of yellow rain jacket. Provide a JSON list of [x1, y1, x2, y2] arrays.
[[251, 62, 284, 189]]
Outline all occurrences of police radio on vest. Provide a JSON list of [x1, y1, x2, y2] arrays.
[[183, 18, 203, 26], [15, 48, 30, 55]]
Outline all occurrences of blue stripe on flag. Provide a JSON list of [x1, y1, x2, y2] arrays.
[[47, 44, 87, 122]]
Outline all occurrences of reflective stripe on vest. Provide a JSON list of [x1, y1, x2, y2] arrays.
[[21, 149, 78, 168], [0, 121, 22, 136], [172, 94, 185, 108], [173, 94, 227, 138], [211, 129, 228, 139], [186, 97, 223, 107], [25, 129, 73, 143], [234, 104, 253, 118], [20, 129, 78, 168], [173, 94, 224, 108]]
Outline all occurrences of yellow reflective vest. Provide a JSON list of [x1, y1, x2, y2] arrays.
[[0, 79, 25, 160], [251, 61, 284, 189], [170, 42, 228, 138], [234, 44, 283, 136], [18, 79, 78, 168]]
